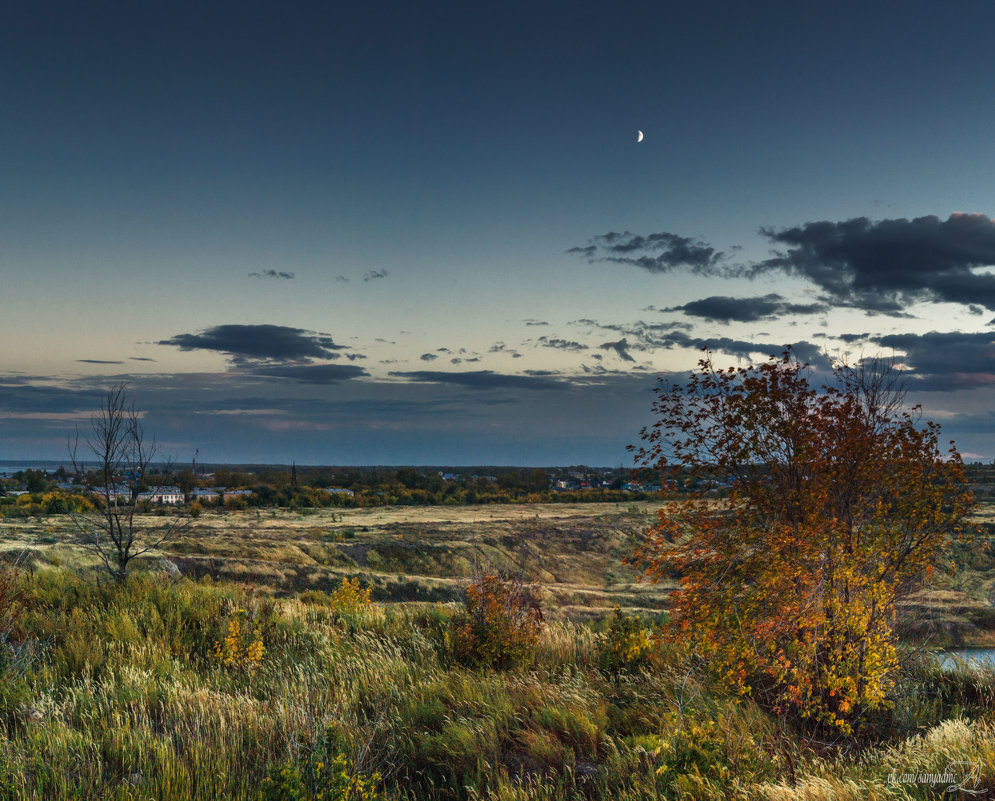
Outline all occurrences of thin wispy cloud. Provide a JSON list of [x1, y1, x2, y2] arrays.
[[488, 342, 521, 358], [248, 363, 369, 384], [536, 336, 588, 352], [568, 231, 723, 274], [388, 370, 565, 391], [248, 269, 295, 280], [600, 339, 635, 362]]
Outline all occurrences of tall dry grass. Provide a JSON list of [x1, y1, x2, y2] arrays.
[[0, 565, 991, 800]]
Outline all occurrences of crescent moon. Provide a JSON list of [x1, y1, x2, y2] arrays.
[[637, 130, 644, 142]]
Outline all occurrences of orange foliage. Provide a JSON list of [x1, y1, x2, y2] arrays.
[[631, 352, 972, 733], [449, 573, 544, 670]]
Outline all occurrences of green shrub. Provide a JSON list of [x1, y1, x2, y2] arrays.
[[262, 726, 381, 801], [598, 607, 652, 676]]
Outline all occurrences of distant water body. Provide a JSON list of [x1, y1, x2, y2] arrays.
[[938, 648, 995, 669], [0, 460, 71, 473]]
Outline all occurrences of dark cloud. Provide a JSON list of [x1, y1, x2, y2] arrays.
[[420, 353, 438, 361], [600, 339, 636, 362], [0, 382, 106, 414], [363, 269, 390, 282], [666, 293, 828, 323], [683, 336, 764, 360], [670, 336, 831, 369], [388, 370, 565, 391], [753, 213, 995, 313], [247, 363, 368, 384], [870, 330, 995, 390], [536, 337, 587, 352], [568, 230, 722, 274], [524, 319, 549, 326], [129, 357, 156, 362], [77, 359, 124, 364], [780, 341, 832, 370], [571, 213, 995, 318], [248, 269, 295, 280], [335, 275, 350, 283], [160, 324, 346, 363]]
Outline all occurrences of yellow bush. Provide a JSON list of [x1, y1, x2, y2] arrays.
[[212, 610, 265, 672], [329, 577, 373, 613]]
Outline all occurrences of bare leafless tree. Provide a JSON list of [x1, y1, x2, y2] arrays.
[[68, 384, 187, 581]]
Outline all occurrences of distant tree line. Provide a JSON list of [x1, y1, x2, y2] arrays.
[[0, 464, 658, 516]]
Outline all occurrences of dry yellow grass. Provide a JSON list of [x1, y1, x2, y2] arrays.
[[0, 501, 673, 619]]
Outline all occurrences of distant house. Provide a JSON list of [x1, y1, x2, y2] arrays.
[[223, 489, 253, 501], [104, 484, 135, 503], [322, 487, 355, 497], [138, 487, 184, 505], [190, 488, 224, 503]]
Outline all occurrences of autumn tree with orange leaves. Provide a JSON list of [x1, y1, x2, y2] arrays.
[[631, 352, 972, 734]]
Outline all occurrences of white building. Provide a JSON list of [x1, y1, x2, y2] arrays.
[[138, 487, 184, 505]]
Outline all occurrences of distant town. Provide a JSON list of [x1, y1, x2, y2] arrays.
[[0, 462, 666, 513]]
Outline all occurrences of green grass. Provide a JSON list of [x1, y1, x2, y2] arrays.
[[0, 568, 991, 799], [0, 503, 993, 798]]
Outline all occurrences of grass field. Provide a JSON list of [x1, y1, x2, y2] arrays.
[[0, 501, 993, 799], [0, 502, 674, 620]]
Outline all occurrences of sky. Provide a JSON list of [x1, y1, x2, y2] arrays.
[[4, 0, 995, 465]]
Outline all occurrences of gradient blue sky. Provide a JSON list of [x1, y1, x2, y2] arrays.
[[4, 1, 995, 465]]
